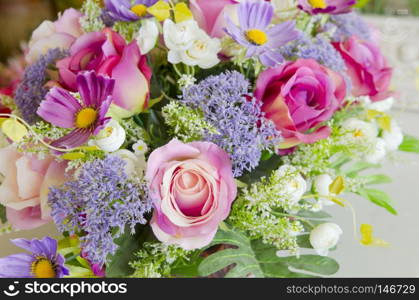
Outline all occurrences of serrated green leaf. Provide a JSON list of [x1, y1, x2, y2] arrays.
[[359, 174, 392, 185], [198, 227, 339, 278], [399, 135, 419, 153], [357, 188, 397, 215]]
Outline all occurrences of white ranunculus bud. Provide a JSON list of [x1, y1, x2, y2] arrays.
[[310, 223, 343, 256], [314, 174, 335, 206], [90, 120, 126, 152], [382, 120, 404, 151], [343, 118, 378, 140], [364, 138, 387, 164], [163, 19, 199, 51], [137, 18, 159, 54], [277, 165, 307, 205]]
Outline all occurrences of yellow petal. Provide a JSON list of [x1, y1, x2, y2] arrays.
[[377, 115, 392, 132], [147, 0, 171, 22], [330, 196, 345, 207], [174, 3, 193, 23], [1, 118, 28, 142], [360, 224, 389, 247], [61, 152, 86, 160], [329, 175, 345, 195]]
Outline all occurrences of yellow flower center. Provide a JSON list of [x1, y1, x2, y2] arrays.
[[131, 4, 148, 17], [354, 129, 364, 138], [245, 29, 268, 46], [308, 0, 327, 9], [31, 257, 56, 278], [75, 108, 98, 129]]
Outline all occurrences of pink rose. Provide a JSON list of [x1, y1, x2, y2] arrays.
[[57, 29, 152, 114], [27, 8, 83, 64], [190, 0, 238, 38], [333, 36, 393, 102], [255, 58, 346, 149], [0, 146, 67, 230], [147, 139, 237, 250]]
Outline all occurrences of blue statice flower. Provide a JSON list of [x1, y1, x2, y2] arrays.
[[280, 33, 346, 72], [14, 48, 68, 124], [181, 71, 281, 177], [327, 12, 372, 42], [48, 155, 152, 266]]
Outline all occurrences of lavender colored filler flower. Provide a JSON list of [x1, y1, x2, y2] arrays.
[[327, 12, 372, 41], [14, 48, 68, 124], [182, 71, 281, 177], [49, 156, 152, 265]]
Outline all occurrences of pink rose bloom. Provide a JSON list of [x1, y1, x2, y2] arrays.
[[255, 58, 346, 149], [57, 29, 152, 114], [0, 146, 67, 230], [190, 0, 238, 38], [333, 36, 393, 102], [27, 8, 84, 64], [147, 139, 237, 250]]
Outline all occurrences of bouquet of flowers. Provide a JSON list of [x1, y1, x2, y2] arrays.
[[0, 0, 418, 278]]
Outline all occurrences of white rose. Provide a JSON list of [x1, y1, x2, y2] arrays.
[[113, 149, 146, 177], [89, 120, 126, 152], [310, 223, 343, 256], [343, 118, 378, 140], [136, 19, 159, 54], [314, 174, 335, 206], [277, 165, 307, 205], [382, 120, 404, 151], [364, 138, 387, 164], [367, 97, 395, 112], [163, 19, 199, 51]]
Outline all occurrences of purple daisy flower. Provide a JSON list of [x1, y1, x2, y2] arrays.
[[297, 0, 356, 15], [104, 0, 162, 22], [0, 237, 69, 278], [37, 71, 115, 149], [225, 0, 299, 67]]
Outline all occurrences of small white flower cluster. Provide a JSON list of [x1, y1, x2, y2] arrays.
[[163, 19, 221, 69]]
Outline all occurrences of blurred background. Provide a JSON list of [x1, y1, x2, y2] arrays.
[[0, 0, 418, 277]]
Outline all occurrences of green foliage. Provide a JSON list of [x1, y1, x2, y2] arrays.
[[198, 226, 339, 278], [106, 225, 155, 278], [399, 135, 419, 153], [238, 154, 282, 185], [357, 188, 397, 215], [113, 21, 142, 42], [134, 109, 170, 149], [80, 0, 105, 33], [0, 204, 6, 224]]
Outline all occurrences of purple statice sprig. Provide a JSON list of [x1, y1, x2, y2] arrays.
[[182, 71, 281, 177], [48, 155, 152, 266], [325, 12, 372, 42], [14, 48, 68, 124]]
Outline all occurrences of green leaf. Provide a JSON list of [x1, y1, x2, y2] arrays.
[[353, 0, 371, 8], [0, 204, 6, 224], [238, 155, 282, 185], [297, 210, 332, 219], [296, 234, 312, 249], [358, 174, 392, 185], [106, 225, 155, 277], [344, 161, 381, 178], [137, 109, 170, 148], [171, 252, 204, 278], [357, 188, 397, 215], [198, 227, 339, 278], [399, 135, 419, 153]]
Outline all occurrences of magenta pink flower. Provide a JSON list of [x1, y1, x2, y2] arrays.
[[255, 59, 347, 149], [146, 139, 237, 250], [0, 146, 67, 230], [57, 28, 152, 114], [297, 0, 356, 15], [190, 0, 239, 38], [333, 36, 393, 102], [37, 71, 114, 148]]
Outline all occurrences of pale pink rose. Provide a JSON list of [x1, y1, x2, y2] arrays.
[[190, 0, 238, 38], [0, 146, 67, 230], [147, 139, 237, 250], [26, 8, 84, 64]]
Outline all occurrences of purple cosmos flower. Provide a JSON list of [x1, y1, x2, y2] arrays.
[[0, 237, 69, 278], [37, 71, 115, 149], [104, 0, 162, 22], [297, 0, 356, 15], [225, 0, 299, 67]]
